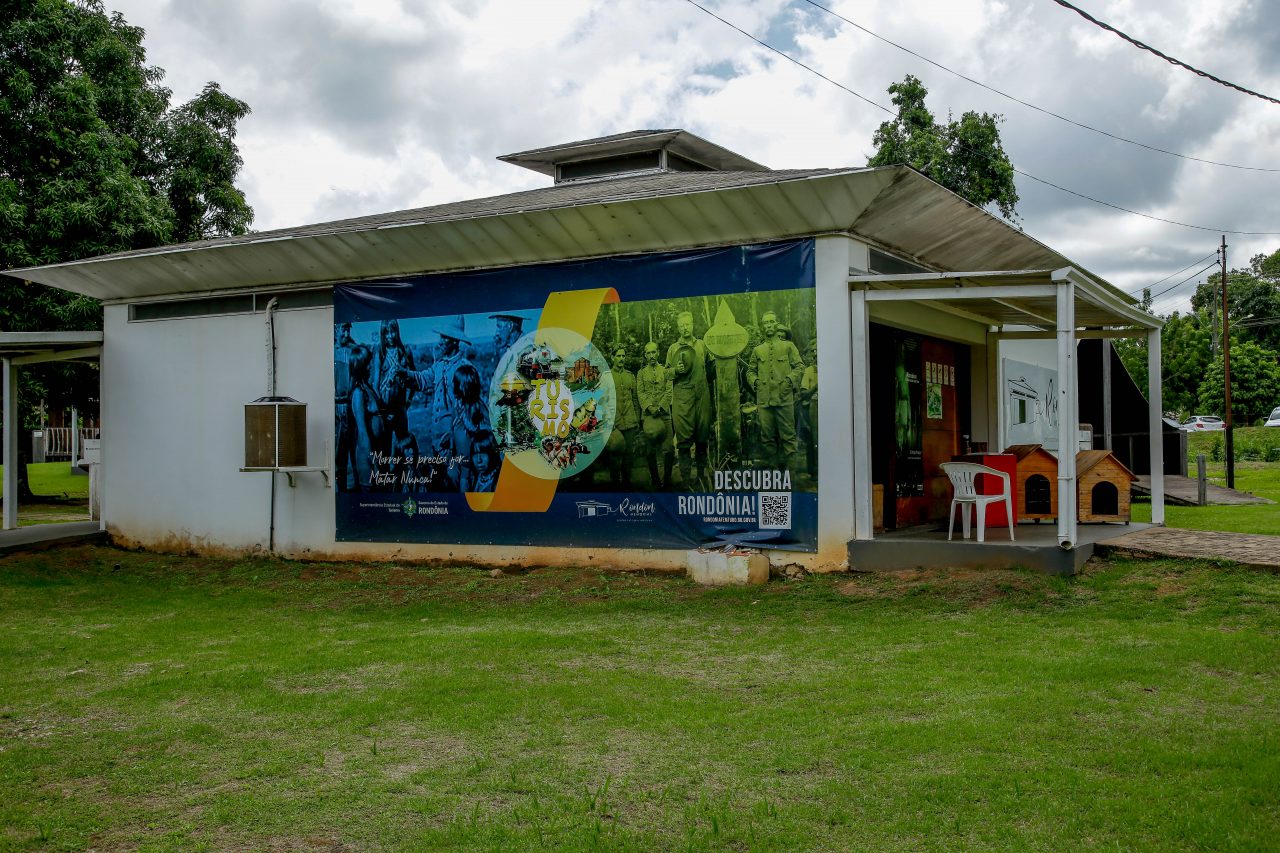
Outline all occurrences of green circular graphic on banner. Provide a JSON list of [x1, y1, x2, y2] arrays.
[[488, 328, 615, 480]]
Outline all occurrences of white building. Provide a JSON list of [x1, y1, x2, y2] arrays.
[[1, 130, 1164, 573]]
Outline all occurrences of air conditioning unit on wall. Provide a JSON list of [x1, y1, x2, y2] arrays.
[[244, 396, 307, 469]]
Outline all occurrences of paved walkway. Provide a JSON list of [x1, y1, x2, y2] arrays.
[[1134, 474, 1272, 506], [1098, 527, 1280, 570], [0, 520, 104, 555]]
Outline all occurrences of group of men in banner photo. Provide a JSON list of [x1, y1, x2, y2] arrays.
[[332, 288, 819, 497]]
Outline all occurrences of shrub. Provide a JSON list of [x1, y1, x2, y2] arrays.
[[1188, 427, 1280, 466]]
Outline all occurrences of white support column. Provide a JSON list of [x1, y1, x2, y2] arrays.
[[98, 355, 105, 531], [850, 287, 874, 540], [70, 404, 79, 469], [1055, 280, 1078, 548], [1101, 339, 1113, 450], [987, 329, 1001, 450], [3, 358, 18, 530], [1147, 328, 1165, 525]]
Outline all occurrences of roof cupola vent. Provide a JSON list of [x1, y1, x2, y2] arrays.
[[497, 129, 769, 184]]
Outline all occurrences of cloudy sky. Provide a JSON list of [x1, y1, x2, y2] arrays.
[[107, 0, 1280, 314]]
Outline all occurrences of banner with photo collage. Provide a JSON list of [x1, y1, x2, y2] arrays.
[[333, 239, 818, 550]]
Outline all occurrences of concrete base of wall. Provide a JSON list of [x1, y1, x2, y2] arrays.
[[687, 549, 769, 585], [107, 526, 851, 573]]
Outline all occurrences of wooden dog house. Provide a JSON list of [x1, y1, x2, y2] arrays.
[[1076, 450, 1136, 523], [1005, 444, 1058, 523]]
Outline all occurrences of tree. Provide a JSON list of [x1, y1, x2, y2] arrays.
[[1196, 339, 1280, 425], [868, 75, 1020, 221], [1192, 248, 1280, 352], [1160, 312, 1213, 417], [1113, 309, 1211, 419], [1, 0, 253, 496]]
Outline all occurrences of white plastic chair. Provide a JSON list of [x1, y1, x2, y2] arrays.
[[940, 462, 1015, 543]]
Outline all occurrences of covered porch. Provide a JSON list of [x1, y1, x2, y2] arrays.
[[0, 331, 104, 531], [847, 267, 1164, 571]]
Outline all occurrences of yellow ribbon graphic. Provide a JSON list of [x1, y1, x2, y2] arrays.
[[465, 287, 619, 512]]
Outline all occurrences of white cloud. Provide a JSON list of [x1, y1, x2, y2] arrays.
[[106, 0, 1280, 310]]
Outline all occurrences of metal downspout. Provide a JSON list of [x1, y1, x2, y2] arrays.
[[265, 298, 279, 553]]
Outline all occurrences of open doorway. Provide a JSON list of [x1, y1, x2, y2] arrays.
[[869, 323, 970, 530]]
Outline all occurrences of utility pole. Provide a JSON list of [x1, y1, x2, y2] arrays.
[[1221, 235, 1235, 489]]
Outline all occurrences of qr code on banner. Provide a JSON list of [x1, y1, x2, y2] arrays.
[[758, 491, 792, 530]]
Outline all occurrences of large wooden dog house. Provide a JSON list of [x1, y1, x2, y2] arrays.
[[1005, 444, 1058, 523], [1076, 451, 1136, 523]]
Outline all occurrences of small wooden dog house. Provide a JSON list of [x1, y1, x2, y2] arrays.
[[1005, 444, 1058, 523], [1076, 450, 1136, 523]]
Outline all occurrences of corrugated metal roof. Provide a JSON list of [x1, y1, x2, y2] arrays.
[[53, 168, 846, 262], [0, 164, 1132, 309]]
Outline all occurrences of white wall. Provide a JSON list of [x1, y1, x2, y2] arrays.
[[101, 302, 334, 553], [811, 235, 858, 568]]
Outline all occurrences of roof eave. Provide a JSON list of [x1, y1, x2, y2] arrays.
[[2, 168, 893, 301], [2, 165, 1129, 305]]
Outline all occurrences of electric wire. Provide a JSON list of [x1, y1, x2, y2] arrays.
[[1049, 0, 1280, 106], [1235, 314, 1280, 328], [1146, 261, 1219, 304], [683, 0, 1280, 236], [1131, 252, 1218, 293], [798, 0, 1279, 172], [1013, 167, 1274, 234]]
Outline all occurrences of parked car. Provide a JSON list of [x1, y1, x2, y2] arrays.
[[1265, 407, 1280, 428], [1181, 415, 1226, 431]]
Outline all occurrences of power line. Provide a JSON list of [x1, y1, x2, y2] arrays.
[[687, 0, 886, 110], [1147, 261, 1219, 304], [798, 0, 1279, 172], [683, 0, 1280, 236], [1235, 314, 1280, 328], [1134, 252, 1218, 292], [1049, 0, 1280, 106], [1012, 169, 1280, 236]]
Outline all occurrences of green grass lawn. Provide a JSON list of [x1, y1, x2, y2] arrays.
[[1132, 461, 1280, 534], [0, 463, 91, 527], [0, 462, 90, 501], [1, 547, 1277, 850]]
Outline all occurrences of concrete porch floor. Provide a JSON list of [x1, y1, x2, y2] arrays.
[[848, 520, 1154, 576]]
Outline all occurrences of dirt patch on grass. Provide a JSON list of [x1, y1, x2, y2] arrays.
[[273, 662, 407, 696], [1155, 577, 1189, 597], [2, 545, 690, 608], [837, 567, 1054, 607], [0, 543, 1139, 614], [209, 833, 354, 852]]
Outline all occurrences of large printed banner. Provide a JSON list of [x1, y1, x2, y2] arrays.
[[333, 239, 818, 550]]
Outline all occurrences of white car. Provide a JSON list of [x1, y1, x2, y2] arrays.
[[1182, 415, 1226, 431], [1265, 407, 1280, 428]]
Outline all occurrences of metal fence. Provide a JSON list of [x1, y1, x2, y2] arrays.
[[40, 427, 100, 461]]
